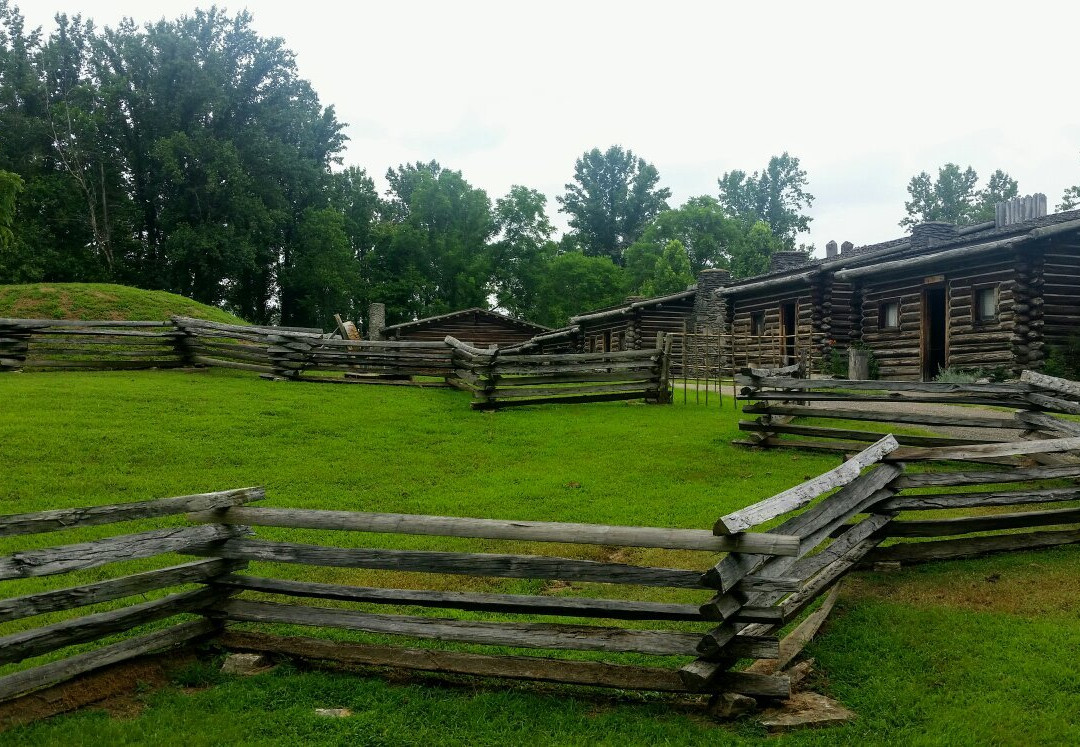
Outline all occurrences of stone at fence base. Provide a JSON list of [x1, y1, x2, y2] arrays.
[[785, 659, 815, 690], [757, 691, 856, 733], [315, 708, 353, 718], [707, 692, 758, 719], [220, 653, 274, 675]]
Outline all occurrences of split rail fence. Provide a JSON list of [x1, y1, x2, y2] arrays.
[[735, 366, 1080, 458], [446, 335, 671, 409], [4, 432, 1078, 706]]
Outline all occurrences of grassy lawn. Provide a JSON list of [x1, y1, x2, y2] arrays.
[[0, 370, 1078, 745]]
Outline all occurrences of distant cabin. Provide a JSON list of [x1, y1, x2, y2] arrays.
[[378, 308, 550, 348]]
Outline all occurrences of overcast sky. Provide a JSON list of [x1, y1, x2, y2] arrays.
[[19, 1, 1080, 255]]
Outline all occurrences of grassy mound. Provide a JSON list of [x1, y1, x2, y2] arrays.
[[0, 283, 246, 324]]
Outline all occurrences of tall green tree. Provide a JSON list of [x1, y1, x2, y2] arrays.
[[372, 161, 495, 323], [626, 195, 743, 275], [901, 164, 1019, 228], [0, 170, 22, 249], [490, 185, 556, 319], [528, 252, 629, 328], [557, 145, 671, 265], [624, 238, 694, 297], [729, 221, 784, 279], [717, 152, 813, 248]]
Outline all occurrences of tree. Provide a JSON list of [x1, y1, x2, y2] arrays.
[[729, 221, 783, 279], [490, 185, 556, 318], [717, 152, 813, 248], [624, 238, 693, 297], [1060, 153, 1080, 211], [528, 252, 629, 328], [627, 195, 743, 275], [0, 170, 22, 249], [279, 207, 357, 328], [900, 164, 1019, 228], [557, 145, 671, 264]]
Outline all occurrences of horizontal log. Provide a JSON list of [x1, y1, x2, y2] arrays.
[[490, 383, 658, 400], [892, 464, 1080, 488], [491, 371, 657, 387], [0, 318, 169, 329], [187, 507, 799, 555], [171, 316, 320, 338], [0, 487, 264, 537], [1021, 370, 1080, 398], [186, 538, 709, 588], [193, 356, 276, 374], [737, 377, 1030, 395], [739, 421, 1002, 448], [893, 437, 1080, 462], [0, 587, 221, 666], [0, 559, 237, 623], [1027, 392, 1080, 416], [212, 574, 704, 621], [217, 631, 789, 697], [0, 619, 216, 703], [475, 391, 658, 409], [713, 435, 898, 535], [16, 360, 183, 370], [883, 507, 1080, 537], [215, 599, 775, 658], [865, 527, 1080, 564], [1013, 411, 1080, 437], [878, 487, 1080, 511], [742, 403, 1019, 430], [0, 524, 243, 581], [741, 392, 1028, 407]]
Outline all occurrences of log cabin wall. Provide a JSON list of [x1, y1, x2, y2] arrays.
[[728, 286, 815, 369], [1041, 239, 1080, 354], [385, 311, 546, 348], [858, 255, 1020, 380], [638, 297, 696, 344], [578, 316, 633, 353], [821, 275, 856, 360]]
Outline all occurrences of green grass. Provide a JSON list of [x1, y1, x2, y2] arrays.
[[0, 283, 246, 324], [0, 370, 1078, 745]]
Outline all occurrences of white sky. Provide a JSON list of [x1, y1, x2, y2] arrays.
[[19, 0, 1080, 255]]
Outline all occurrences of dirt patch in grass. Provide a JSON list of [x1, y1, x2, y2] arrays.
[[843, 547, 1080, 618], [0, 650, 199, 732]]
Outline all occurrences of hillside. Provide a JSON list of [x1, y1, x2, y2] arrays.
[[0, 283, 246, 324]]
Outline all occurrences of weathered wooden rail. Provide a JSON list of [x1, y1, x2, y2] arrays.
[[735, 365, 1080, 458], [446, 334, 672, 409], [2, 437, 1078, 709], [0, 318, 185, 372]]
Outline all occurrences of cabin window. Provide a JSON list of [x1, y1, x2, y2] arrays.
[[879, 301, 900, 331], [750, 312, 766, 337], [974, 285, 999, 323]]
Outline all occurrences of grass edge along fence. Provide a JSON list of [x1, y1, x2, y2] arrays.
[[735, 365, 1080, 457], [3, 434, 1079, 708], [1, 317, 671, 407]]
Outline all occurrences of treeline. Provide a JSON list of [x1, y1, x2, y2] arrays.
[[0, 6, 816, 328]]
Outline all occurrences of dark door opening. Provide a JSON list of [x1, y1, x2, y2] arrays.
[[781, 301, 797, 364], [922, 287, 947, 380]]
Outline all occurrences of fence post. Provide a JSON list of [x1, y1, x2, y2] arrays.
[[169, 317, 197, 367]]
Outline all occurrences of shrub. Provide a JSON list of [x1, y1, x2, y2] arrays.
[[1043, 336, 1080, 380]]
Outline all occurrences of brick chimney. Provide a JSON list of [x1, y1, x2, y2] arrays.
[[910, 221, 958, 251], [368, 302, 386, 340], [995, 194, 1047, 228], [769, 251, 810, 272], [826, 240, 838, 259], [841, 240, 854, 254]]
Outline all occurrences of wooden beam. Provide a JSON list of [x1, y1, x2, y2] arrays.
[[865, 527, 1080, 564], [713, 435, 898, 535], [188, 507, 798, 556], [892, 437, 1080, 462]]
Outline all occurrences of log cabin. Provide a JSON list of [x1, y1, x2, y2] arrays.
[[375, 307, 550, 348], [715, 195, 1080, 379]]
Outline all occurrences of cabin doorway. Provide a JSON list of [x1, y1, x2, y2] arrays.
[[780, 301, 797, 364], [921, 286, 947, 380]]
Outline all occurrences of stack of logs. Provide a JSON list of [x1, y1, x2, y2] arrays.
[[0, 319, 184, 372]]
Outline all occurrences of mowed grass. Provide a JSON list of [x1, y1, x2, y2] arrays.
[[0, 371, 1078, 745]]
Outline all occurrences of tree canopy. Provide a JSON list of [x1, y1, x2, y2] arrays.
[[557, 145, 671, 265], [1060, 154, 1080, 211], [900, 164, 1018, 228], [717, 152, 813, 248]]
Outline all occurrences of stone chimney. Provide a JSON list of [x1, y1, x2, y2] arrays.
[[910, 221, 958, 251], [825, 240, 838, 259], [841, 240, 854, 254], [368, 302, 386, 340], [769, 250, 810, 273], [995, 193, 1047, 228], [694, 268, 731, 331]]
